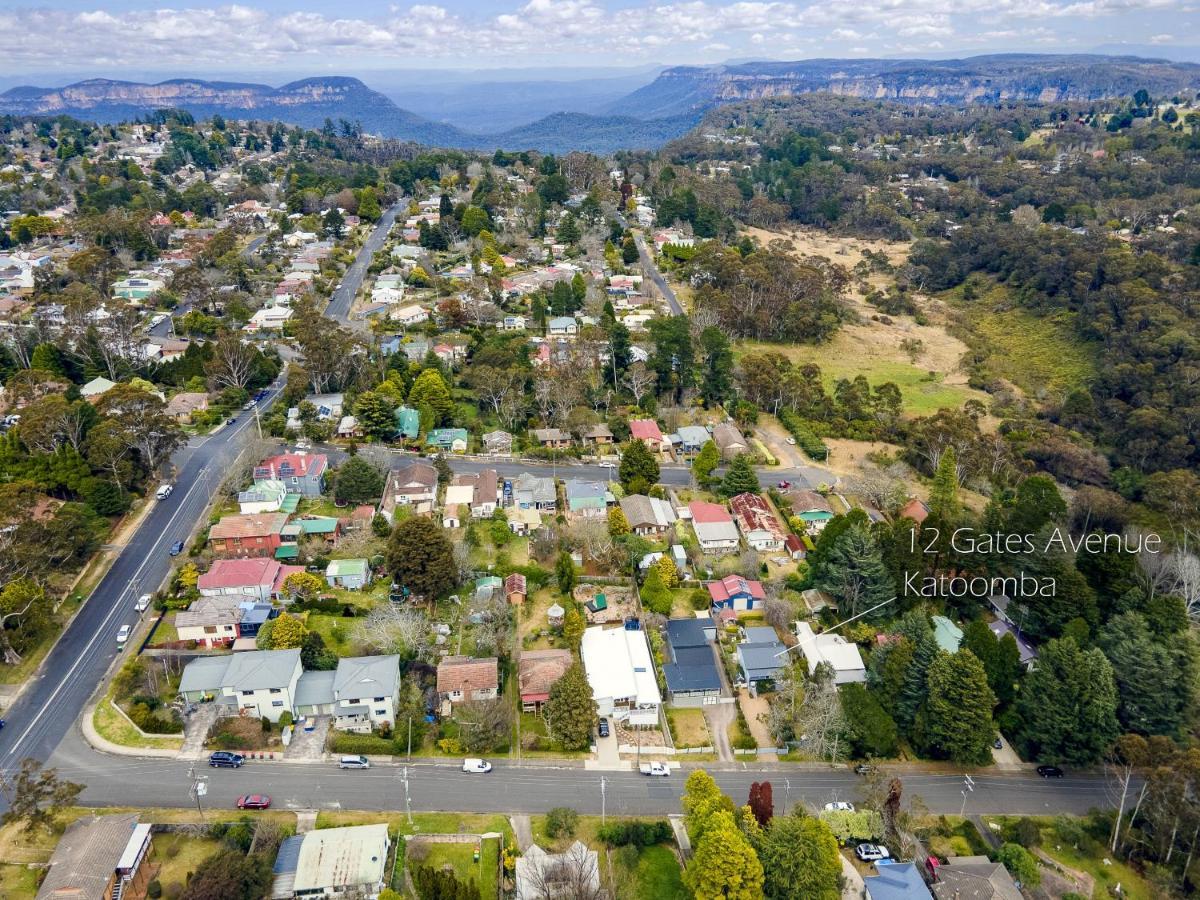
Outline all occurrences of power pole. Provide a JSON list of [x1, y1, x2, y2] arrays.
[[407, 716, 412, 764], [402, 766, 413, 825], [784, 778, 791, 816], [600, 776, 607, 827], [187, 763, 208, 823]]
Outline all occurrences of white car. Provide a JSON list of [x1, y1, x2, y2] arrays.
[[155, 484, 173, 501], [462, 758, 492, 774], [598, 461, 617, 469], [116, 625, 132, 647], [823, 801, 855, 812], [856, 843, 891, 862], [135, 594, 152, 612], [786, 437, 797, 445]]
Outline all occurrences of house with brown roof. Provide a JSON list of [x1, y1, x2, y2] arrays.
[[164, 391, 209, 423], [436, 655, 499, 707], [450, 469, 499, 518], [728, 492, 786, 551], [505, 572, 528, 605], [629, 419, 667, 451], [518, 649, 573, 712], [620, 494, 677, 536], [786, 489, 836, 532], [379, 461, 438, 521], [531, 427, 572, 449], [712, 422, 749, 459], [35, 813, 153, 900], [930, 856, 1023, 900], [579, 423, 614, 446], [900, 497, 930, 524], [208, 512, 288, 558]]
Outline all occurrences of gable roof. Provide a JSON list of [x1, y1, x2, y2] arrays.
[[689, 501, 731, 524], [629, 419, 664, 443], [518, 649, 573, 699], [222, 648, 301, 691], [663, 645, 722, 694], [666, 617, 712, 649], [176, 595, 244, 630], [210, 512, 288, 541], [865, 862, 933, 900], [389, 461, 438, 491], [255, 452, 327, 479], [198, 557, 280, 591], [36, 814, 140, 900], [708, 575, 766, 603], [333, 654, 400, 700], [437, 655, 499, 694]]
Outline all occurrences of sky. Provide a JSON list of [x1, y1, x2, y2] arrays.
[[0, 0, 1197, 79]]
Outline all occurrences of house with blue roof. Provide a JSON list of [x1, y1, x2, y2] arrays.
[[662, 617, 722, 707], [737, 625, 787, 687], [932, 615, 963, 653], [564, 479, 607, 517], [864, 861, 933, 900]]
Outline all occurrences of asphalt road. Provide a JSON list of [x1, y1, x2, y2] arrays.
[[633, 231, 683, 316], [45, 723, 1117, 817], [325, 200, 406, 323], [0, 381, 283, 771]]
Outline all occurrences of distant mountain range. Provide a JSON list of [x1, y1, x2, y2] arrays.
[[3, 54, 1198, 153]]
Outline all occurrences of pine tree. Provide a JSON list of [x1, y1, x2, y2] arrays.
[[562, 605, 585, 650], [544, 663, 595, 750], [641, 566, 673, 615], [1018, 637, 1119, 765], [925, 650, 996, 765], [895, 628, 938, 730], [757, 814, 841, 900], [608, 506, 631, 536], [556, 551, 576, 597], [811, 523, 894, 620], [407, 369, 453, 426], [692, 440, 720, 487], [386, 516, 457, 602], [719, 454, 760, 497], [685, 810, 764, 900], [929, 447, 959, 519]]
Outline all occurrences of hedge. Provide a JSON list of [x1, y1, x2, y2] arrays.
[[329, 732, 397, 755], [778, 411, 829, 461], [597, 819, 673, 847]]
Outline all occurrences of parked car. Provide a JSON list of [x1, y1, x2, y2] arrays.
[[1037, 765, 1065, 778], [823, 801, 855, 812], [116, 625, 131, 647], [462, 758, 492, 774], [993, 737, 1004, 749], [597, 717, 610, 738], [209, 751, 244, 768], [777, 480, 791, 489], [168, 540, 185, 556], [639, 762, 670, 777], [786, 437, 797, 445], [135, 594, 152, 612], [155, 484, 173, 501], [854, 764, 875, 776], [339, 755, 370, 769], [856, 843, 891, 862], [236, 794, 271, 809]]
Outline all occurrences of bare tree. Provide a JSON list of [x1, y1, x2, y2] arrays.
[[206, 330, 259, 391], [353, 604, 429, 658], [622, 361, 655, 406], [796, 664, 846, 763], [521, 841, 603, 900]]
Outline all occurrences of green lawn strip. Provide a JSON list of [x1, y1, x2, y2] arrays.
[[666, 708, 711, 748], [151, 833, 226, 885], [92, 686, 184, 751], [0, 863, 40, 899], [305, 613, 358, 655]]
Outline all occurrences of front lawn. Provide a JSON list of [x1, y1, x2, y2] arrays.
[[92, 689, 183, 752], [411, 838, 501, 899], [666, 708, 711, 748], [613, 843, 688, 900], [0, 863, 39, 898], [151, 833, 225, 886]]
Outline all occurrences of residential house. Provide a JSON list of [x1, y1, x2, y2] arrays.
[[794, 621, 867, 685], [579, 423, 614, 447], [482, 429, 514, 455], [515, 843, 601, 900], [426, 427, 468, 452], [501, 314, 527, 331], [34, 814, 153, 900], [663, 618, 722, 706], [335, 415, 361, 439], [688, 501, 741, 554], [707, 575, 766, 612], [929, 856, 1022, 900], [238, 479, 290, 515], [505, 573, 528, 605], [728, 493, 786, 551], [401, 339, 431, 363], [198, 557, 300, 603], [629, 418, 667, 452], [787, 490, 835, 533], [471, 469, 500, 517], [246, 306, 292, 331], [112, 274, 165, 300], [620, 494, 677, 536], [297, 516, 342, 546], [176, 595, 248, 647], [864, 862, 934, 900], [393, 405, 420, 440], [531, 427, 572, 449], [518, 649, 572, 712], [565, 479, 607, 517], [179, 648, 303, 722], [308, 394, 345, 421], [380, 461, 438, 521], [712, 422, 749, 459], [81, 376, 117, 401], [208, 512, 288, 558], [271, 824, 391, 900], [737, 626, 786, 686], [508, 506, 542, 535], [325, 558, 372, 590], [392, 303, 428, 326], [580, 625, 661, 726], [442, 482, 474, 527], [987, 615, 1038, 670], [164, 391, 209, 423], [673, 425, 710, 455], [547, 316, 578, 337], [253, 452, 328, 498], [437, 655, 499, 706], [515, 473, 557, 510], [899, 498, 930, 524], [328, 654, 400, 732]]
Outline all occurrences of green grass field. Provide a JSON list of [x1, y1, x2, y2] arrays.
[[615, 843, 689, 900], [0, 863, 40, 899], [949, 282, 1099, 397]]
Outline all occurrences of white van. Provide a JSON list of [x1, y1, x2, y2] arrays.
[[338, 755, 370, 769], [155, 484, 173, 501]]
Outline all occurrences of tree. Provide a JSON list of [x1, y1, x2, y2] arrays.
[[179, 848, 273, 900], [608, 506, 630, 536], [386, 516, 457, 602], [719, 454, 760, 497], [655, 554, 680, 588], [1098, 612, 1196, 739], [747, 781, 773, 827], [1008, 474, 1066, 534], [461, 205, 490, 236], [354, 391, 397, 440], [924, 650, 996, 765], [266, 613, 307, 649], [544, 663, 595, 751], [333, 456, 385, 505], [640, 566, 673, 615], [281, 571, 324, 601], [1018, 637, 1119, 765], [300, 631, 338, 670], [840, 682, 899, 758], [685, 810, 764, 900], [205, 330, 259, 391], [692, 440, 720, 487], [353, 604, 428, 658], [682, 770, 732, 842], [556, 551, 576, 596], [997, 842, 1041, 887], [408, 369, 454, 426], [699, 326, 734, 405], [562, 604, 585, 650], [895, 626, 938, 730], [0, 758, 83, 835], [757, 813, 841, 900], [928, 446, 959, 520], [812, 522, 894, 620], [619, 439, 659, 494]]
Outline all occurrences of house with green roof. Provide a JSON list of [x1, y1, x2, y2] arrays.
[[298, 516, 342, 546], [394, 405, 420, 440], [325, 558, 372, 590], [427, 428, 469, 452]]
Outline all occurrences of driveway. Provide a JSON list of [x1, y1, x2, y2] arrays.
[[738, 691, 776, 750], [285, 715, 331, 760], [179, 702, 220, 759], [593, 728, 621, 769]]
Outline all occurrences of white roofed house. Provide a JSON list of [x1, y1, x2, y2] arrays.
[[580, 625, 661, 727], [793, 621, 866, 685]]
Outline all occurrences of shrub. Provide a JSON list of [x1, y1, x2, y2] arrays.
[[597, 819, 673, 847], [1011, 817, 1041, 848], [329, 732, 394, 755], [278, 711, 294, 729], [147, 880, 162, 899], [778, 411, 829, 460], [819, 809, 884, 844], [545, 807, 579, 839]]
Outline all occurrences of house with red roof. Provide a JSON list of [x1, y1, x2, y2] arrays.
[[207, 513, 288, 558], [687, 501, 741, 554], [252, 452, 328, 497], [198, 557, 306, 603], [707, 575, 766, 612], [728, 493, 786, 552], [628, 419, 667, 451]]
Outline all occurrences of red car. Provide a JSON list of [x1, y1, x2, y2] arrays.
[[777, 480, 791, 489], [236, 794, 271, 810]]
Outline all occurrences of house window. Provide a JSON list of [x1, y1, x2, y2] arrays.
[[242, 690, 254, 697], [373, 696, 385, 702], [269, 688, 282, 694], [375, 709, 386, 717], [271, 700, 284, 708], [204, 626, 217, 634]]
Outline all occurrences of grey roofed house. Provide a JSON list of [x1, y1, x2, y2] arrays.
[[674, 424, 711, 452], [930, 856, 1023, 900], [222, 648, 302, 691], [402, 338, 431, 362], [36, 813, 147, 900], [666, 617, 715, 649], [516, 473, 556, 508], [737, 627, 787, 684], [712, 421, 748, 457], [531, 427, 572, 445], [663, 646, 722, 695], [294, 669, 337, 710], [619, 493, 677, 533], [178, 655, 233, 697], [175, 594, 244, 631], [482, 429, 513, 453], [334, 654, 400, 702], [515, 842, 600, 900], [272, 823, 391, 899]]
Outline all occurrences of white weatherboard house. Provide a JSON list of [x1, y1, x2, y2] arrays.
[[580, 625, 661, 727], [793, 621, 867, 685]]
